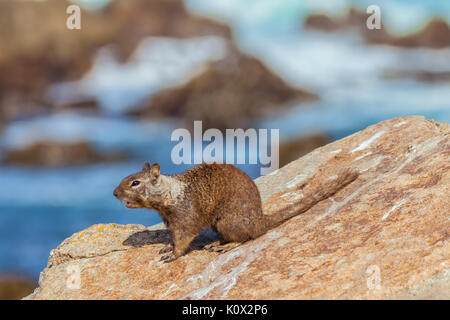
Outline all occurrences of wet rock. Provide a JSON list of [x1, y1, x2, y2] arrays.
[[0, 0, 98, 109], [304, 8, 369, 32], [382, 69, 450, 83], [304, 8, 367, 32], [2, 140, 128, 167], [0, 0, 232, 83], [0, 275, 37, 300], [0, 92, 52, 122], [369, 18, 450, 49], [304, 14, 342, 32], [304, 9, 450, 49], [129, 50, 318, 130], [102, 0, 232, 61], [304, 8, 391, 46], [0, 0, 232, 122], [26, 116, 449, 299]]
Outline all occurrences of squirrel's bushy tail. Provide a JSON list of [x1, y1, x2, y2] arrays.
[[263, 167, 359, 230]]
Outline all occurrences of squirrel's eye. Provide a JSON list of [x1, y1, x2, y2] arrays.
[[131, 181, 140, 187]]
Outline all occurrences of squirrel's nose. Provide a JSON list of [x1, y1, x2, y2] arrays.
[[113, 188, 119, 198]]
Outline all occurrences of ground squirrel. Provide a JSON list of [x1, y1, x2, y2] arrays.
[[114, 162, 358, 262]]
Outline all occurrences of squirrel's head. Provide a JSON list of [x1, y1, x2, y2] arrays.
[[113, 162, 161, 209]]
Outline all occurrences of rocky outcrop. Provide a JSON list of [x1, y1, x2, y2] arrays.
[[2, 140, 127, 167], [0, 0, 101, 114], [26, 116, 449, 299], [382, 69, 450, 83], [304, 8, 391, 46], [0, 0, 232, 122], [101, 0, 232, 61], [304, 9, 450, 49], [0, 275, 37, 300], [0, 0, 232, 81], [369, 18, 450, 49], [304, 13, 341, 32], [1, 0, 313, 129], [304, 8, 368, 32], [129, 50, 318, 130]]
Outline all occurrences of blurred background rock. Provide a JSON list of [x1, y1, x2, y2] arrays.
[[0, 274, 37, 300], [0, 0, 449, 299]]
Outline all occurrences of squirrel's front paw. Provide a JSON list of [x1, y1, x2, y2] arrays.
[[158, 245, 173, 254], [160, 253, 177, 263]]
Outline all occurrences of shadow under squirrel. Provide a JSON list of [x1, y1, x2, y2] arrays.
[[114, 162, 358, 262]]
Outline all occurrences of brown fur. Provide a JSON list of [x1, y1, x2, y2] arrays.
[[114, 162, 358, 261]]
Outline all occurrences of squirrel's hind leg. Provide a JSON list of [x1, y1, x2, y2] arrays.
[[204, 240, 241, 253]]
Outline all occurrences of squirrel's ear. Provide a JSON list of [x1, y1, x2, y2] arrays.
[[142, 162, 151, 172], [150, 163, 160, 177]]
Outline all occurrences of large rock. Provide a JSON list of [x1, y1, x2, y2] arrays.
[[304, 8, 391, 46], [382, 69, 450, 83], [0, 0, 232, 82], [304, 9, 450, 49], [129, 50, 318, 130], [0, 0, 232, 121], [0, 0, 102, 113], [369, 18, 450, 49], [1, 0, 314, 128], [0, 275, 37, 300], [304, 8, 368, 32], [102, 0, 232, 60], [26, 116, 449, 299], [2, 140, 127, 167]]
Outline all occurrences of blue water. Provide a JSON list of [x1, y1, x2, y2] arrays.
[[0, 116, 263, 278], [0, 161, 262, 277], [1, 0, 450, 279]]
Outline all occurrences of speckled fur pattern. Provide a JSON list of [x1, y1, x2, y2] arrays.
[[114, 162, 359, 261]]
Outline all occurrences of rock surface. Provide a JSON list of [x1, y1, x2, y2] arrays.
[[0, 0, 232, 122], [1, 0, 314, 129], [370, 18, 450, 49], [382, 69, 450, 83], [26, 116, 449, 299], [0, 275, 37, 300], [2, 140, 127, 167], [304, 8, 368, 32], [305, 9, 450, 49], [129, 50, 317, 130]]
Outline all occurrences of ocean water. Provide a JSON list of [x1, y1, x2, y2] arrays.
[[0, 115, 263, 278], [1, 0, 450, 279], [186, 0, 450, 136]]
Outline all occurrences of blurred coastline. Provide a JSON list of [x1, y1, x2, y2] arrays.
[[0, 0, 450, 297]]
